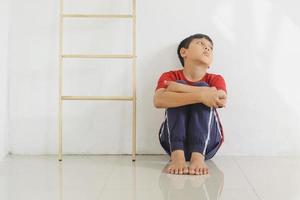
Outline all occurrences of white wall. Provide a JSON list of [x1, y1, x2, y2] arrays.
[[7, 0, 300, 156], [0, 0, 10, 160]]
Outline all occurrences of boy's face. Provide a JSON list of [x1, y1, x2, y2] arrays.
[[180, 38, 213, 67]]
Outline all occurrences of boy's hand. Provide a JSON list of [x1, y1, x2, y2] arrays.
[[165, 81, 181, 92], [200, 87, 221, 108], [217, 99, 226, 108], [216, 90, 227, 108]]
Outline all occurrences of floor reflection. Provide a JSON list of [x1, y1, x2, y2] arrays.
[[159, 160, 224, 200]]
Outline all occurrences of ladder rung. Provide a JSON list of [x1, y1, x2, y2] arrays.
[[62, 54, 134, 59], [61, 96, 134, 101], [62, 14, 134, 19]]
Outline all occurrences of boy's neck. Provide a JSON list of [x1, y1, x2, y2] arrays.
[[183, 61, 208, 82]]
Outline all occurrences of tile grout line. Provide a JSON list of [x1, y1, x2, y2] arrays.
[[233, 157, 263, 200], [97, 155, 138, 196], [94, 157, 120, 199]]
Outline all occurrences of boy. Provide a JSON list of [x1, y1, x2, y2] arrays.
[[153, 34, 227, 175]]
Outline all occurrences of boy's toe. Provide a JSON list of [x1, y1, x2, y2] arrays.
[[189, 168, 195, 175], [174, 169, 179, 174], [178, 169, 183, 175], [199, 169, 203, 175], [167, 167, 172, 173], [183, 167, 189, 174]]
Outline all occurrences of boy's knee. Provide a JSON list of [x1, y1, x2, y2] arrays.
[[175, 80, 187, 84], [190, 102, 211, 110], [166, 104, 189, 113], [175, 80, 209, 87], [192, 81, 209, 87]]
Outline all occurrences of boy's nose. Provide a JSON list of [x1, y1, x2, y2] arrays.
[[204, 46, 210, 51]]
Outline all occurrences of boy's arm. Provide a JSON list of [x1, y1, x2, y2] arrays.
[[164, 81, 227, 108], [153, 88, 202, 108], [153, 86, 222, 109]]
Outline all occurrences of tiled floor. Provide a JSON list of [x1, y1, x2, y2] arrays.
[[0, 155, 300, 200]]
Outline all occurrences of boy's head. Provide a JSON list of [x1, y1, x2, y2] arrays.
[[177, 33, 214, 67]]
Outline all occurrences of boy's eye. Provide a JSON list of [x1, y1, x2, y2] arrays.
[[197, 41, 206, 46], [196, 40, 213, 50]]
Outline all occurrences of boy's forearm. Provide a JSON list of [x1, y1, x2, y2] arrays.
[[168, 83, 202, 93], [169, 83, 227, 100], [154, 91, 202, 108], [154, 82, 227, 109]]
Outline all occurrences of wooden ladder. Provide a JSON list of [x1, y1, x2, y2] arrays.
[[58, 0, 137, 161]]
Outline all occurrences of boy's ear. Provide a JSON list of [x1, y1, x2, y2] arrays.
[[180, 48, 187, 58]]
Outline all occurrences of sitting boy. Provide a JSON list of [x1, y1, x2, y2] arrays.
[[153, 33, 227, 175]]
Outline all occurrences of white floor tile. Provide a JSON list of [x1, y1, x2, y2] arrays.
[[235, 157, 300, 200], [0, 155, 299, 200]]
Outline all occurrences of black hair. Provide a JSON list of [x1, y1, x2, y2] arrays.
[[177, 33, 213, 67]]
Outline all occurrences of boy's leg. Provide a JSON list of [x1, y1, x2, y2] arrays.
[[158, 80, 190, 174], [158, 107, 189, 157], [204, 109, 223, 160], [158, 80, 190, 157], [185, 82, 222, 175], [185, 81, 222, 159], [158, 106, 190, 175]]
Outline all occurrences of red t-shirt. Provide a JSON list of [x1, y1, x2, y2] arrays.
[[155, 69, 227, 92]]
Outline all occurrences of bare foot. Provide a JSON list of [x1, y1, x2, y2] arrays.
[[167, 150, 189, 175], [188, 152, 208, 175]]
